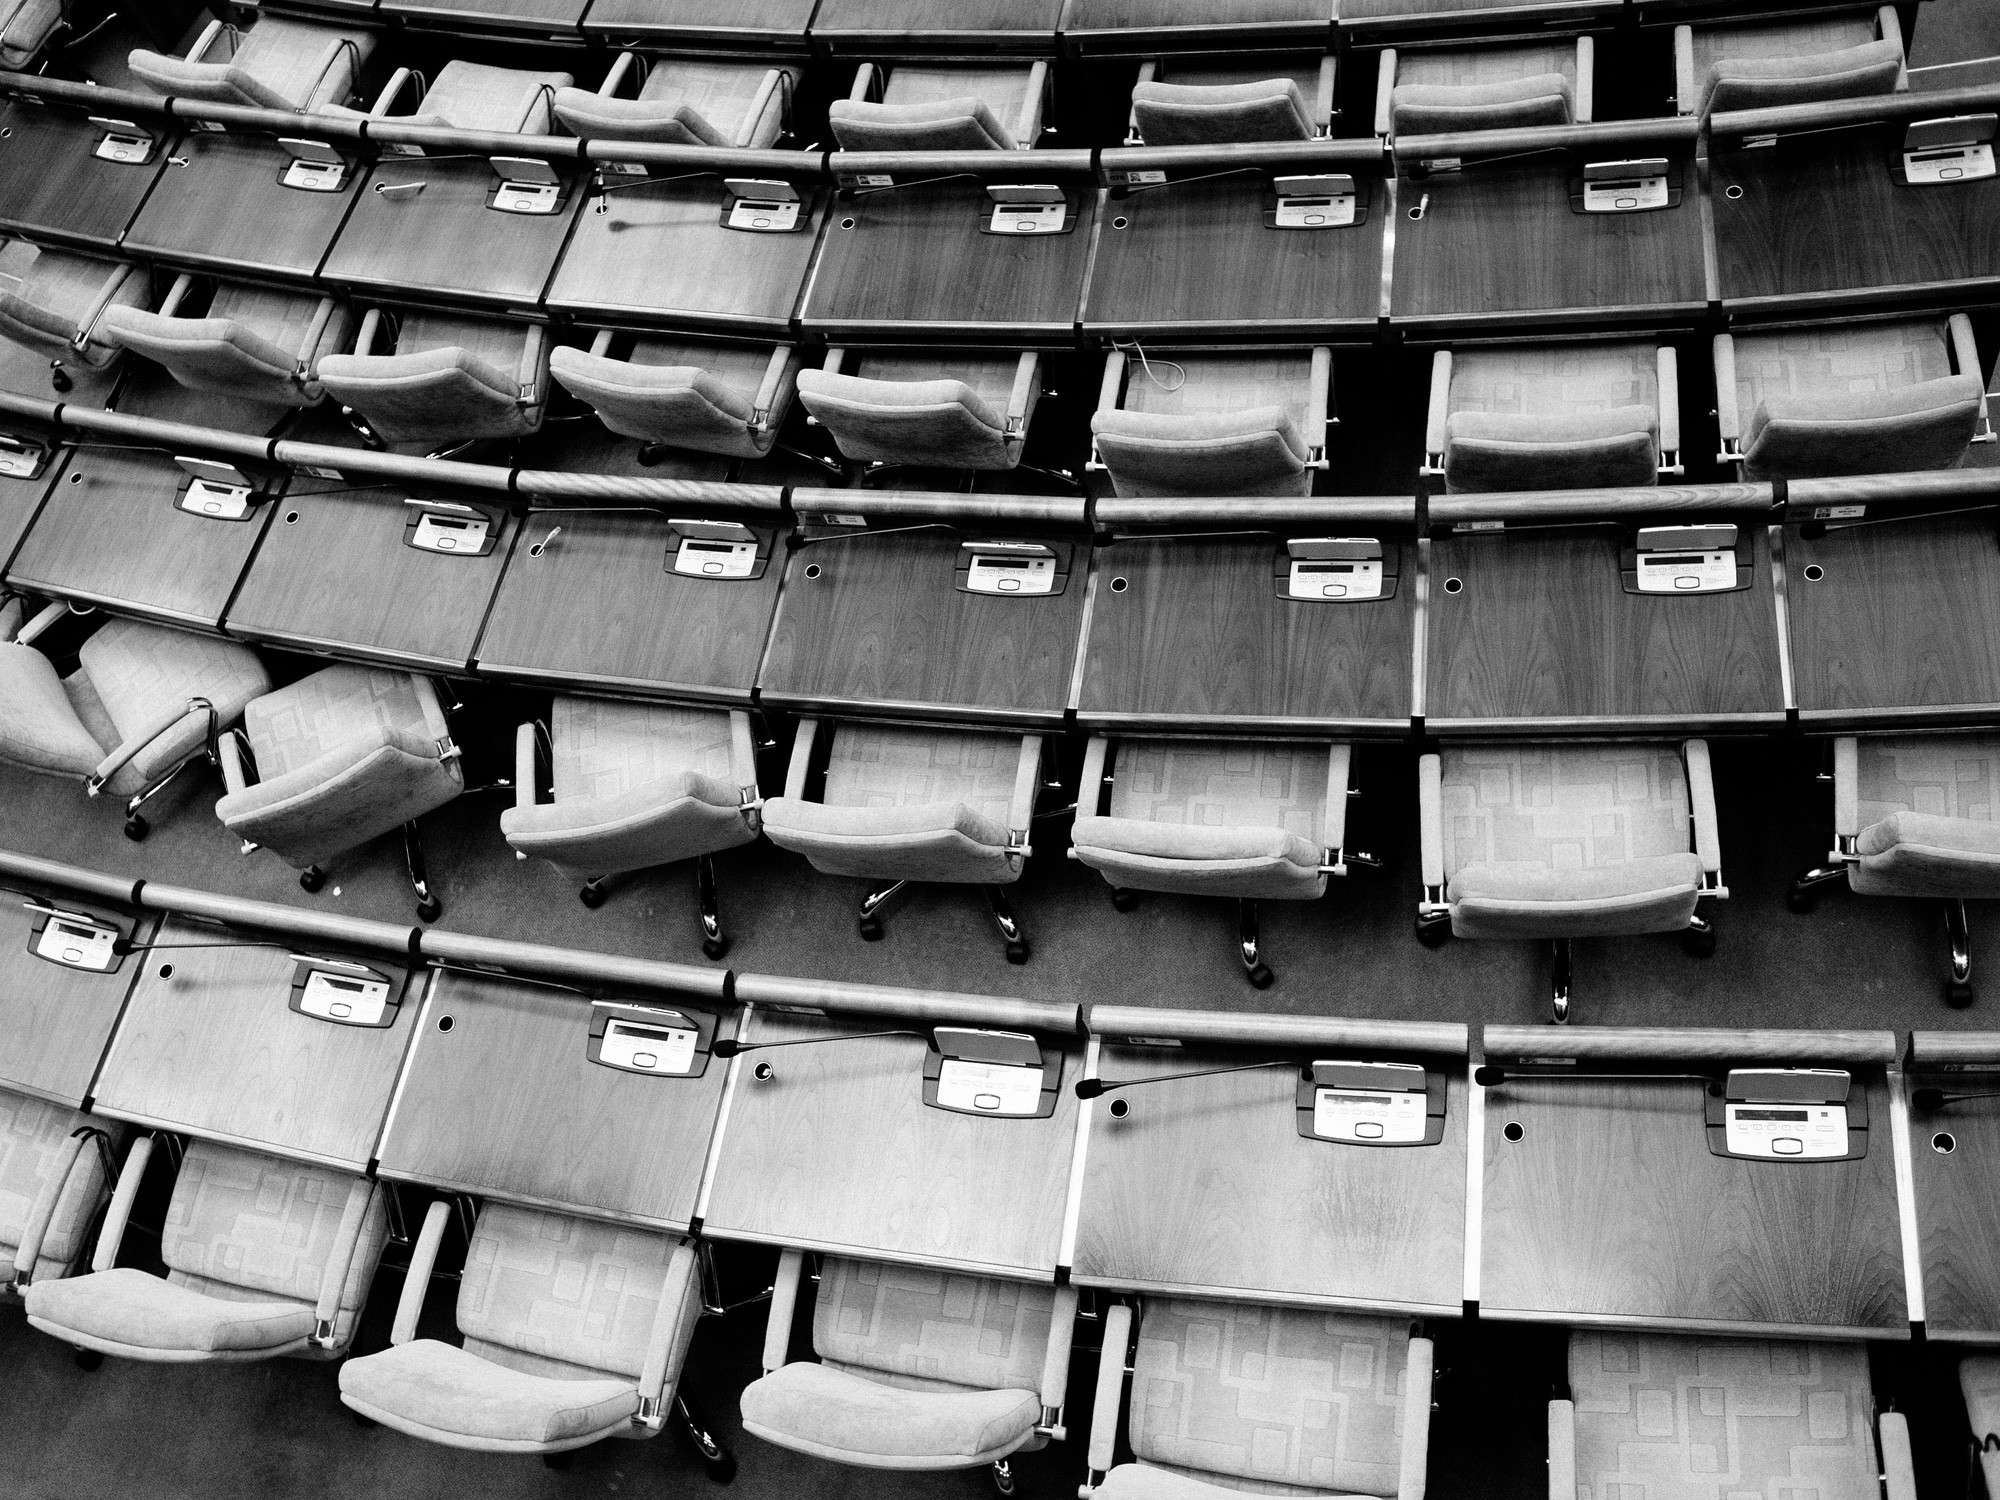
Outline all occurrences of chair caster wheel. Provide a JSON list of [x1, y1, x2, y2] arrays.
[[991, 1462, 1017, 1496], [122, 814, 148, 841], [702, 936, 728, 961], [542, 1451, 574, 1470], [50, 370, 71, 394], [1004, 939, 1030, 965], [1415, 918, 1450, 949], [704, 1451, 737, 1485], [416, 897, 442, 923], [1786, 888, 1818, 915], [1948, 980, 1976, 1010], [299, 867, 326, 894], [636, 444, 669, 468], [1246, 963, 1274, 989], [578, 883, 606, 909], [1681, 926, 1716, 959], [73, 1348, 103, 1372], [858, 916, 884, 941], [1111, 888, 1139, 912]]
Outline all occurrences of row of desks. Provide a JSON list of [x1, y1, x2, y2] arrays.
[[4, 447, 1995, 736], [2, 102, 1991, 338], [4, 889, 1993, 1339]]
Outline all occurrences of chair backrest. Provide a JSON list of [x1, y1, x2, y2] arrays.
[[1131, 77, 1312, 145], [1742, 374, 1981, 480], [1391, 73, 1573, 135], [796, 370, 1010, 469], [419, 60, 574, 134], [1700, 36, 1903, 115], [813, 1257, 1053, 1394], [0, 1090, 114, 1276], [1093, 407, 1309, 497], [549, 348, 756, 449], [1443, 407, 1659, 492]]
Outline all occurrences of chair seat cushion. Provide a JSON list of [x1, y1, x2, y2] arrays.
[[549, 347, 765, 455], [1449, 852, 1702, 939], [1850, 811, 2000, 898], [420, 60, 574, 134], [740, 1361, 1041, 1468], [1700, 37, 1904, 116], [552, 88, 731, 145], [316, 346, 529, 445], [339, 1338, 638, 1449], [1093, 406, 1310, 498], [1444, 407, 1658, 492], [1132, 78, 1312, 145], [1742, 373, 1981, 480], [796, 369, 1012, 470], [25, 1267, 313, 1357], [763, 796, 1015, 883], [1072, 814, 1317, 868], [1391, 73, 1572, 135], [502, 769, 755, 875], [76, 617, 274, 792], [1098, 1462, 1376, 1499], [830, 96, 1014, 151], [1072, 816, 1325, 900]]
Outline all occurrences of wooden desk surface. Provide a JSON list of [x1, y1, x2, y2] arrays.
[[1338, 0, 1612, 32], [1390, 157, 1706, 332], [1071, 1045, 1466, 1313], [225, 481, 519, 673], [546, 179, 825, 336], [1076, 536, 1413, 734], [1061, 0, 1332, 47], [0, 102, 167, 251], [379, 0, 588, 30], [700, 1009, 1084, 1279], [1712, 128, 2000, 315], [0, 466, 58, 574], [1907, 1071, 2000, 1341], [474, 509, 780, 702], [1426, 527, 1786, 733], [0, 891, 151, 1109], [122, 132, 361, 280], [1082, 179, 1384, 340], [1785, 512, 2000, 726], [6, 451, 274, 631], [375, 972, 727, 1228], [579, 0, 816, 43], [324, 158, 583, 309], [808, 0, 1063, 45], [758, 531, 1087, 728], [801, 181, 1096, 343], [92, 918, 420, 1171], [1480, 1075, 1907, 1336]]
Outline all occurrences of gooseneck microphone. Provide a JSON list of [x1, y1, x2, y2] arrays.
[[1912, 1087, 2000, 1111], [1475, 1066, 1717, 1088], [1075, 1058, 1300, 1103], [714, 1029, 927, 1059]]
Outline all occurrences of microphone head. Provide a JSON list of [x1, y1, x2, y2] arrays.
[[111, 939, 138, 955], [1912, 1087, 1947, 1112], [1473, 1066, 1505, 1087], [713, 1039, 743, 1058], [1074, 1078, 1108, 1100]]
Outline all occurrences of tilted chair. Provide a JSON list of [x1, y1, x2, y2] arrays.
[[1676, 5, 1905, 116], [830, 61, 1047, 151], [1129, 54, 1335, 145], [797, 350, 1044, 477], [554, 51, 791, 147], [0, 238, 148, 393], [1554, 1332, 1913, 1500], [213, 664, 465, 921], [1375, 38, 1591, 138], [340, 1200, 729, 1469], [1789, 735, 2000, 1008], [1081, 1298, 1432, 1500], [127, 13, 374, 112], [740, 1250, 1075, 1493], [0, 601, 272, 839], [1423, 341, 1680, 493], [502, 696, 763, 956], [1091, 347, 1330, 498], [101, 274, 354, 412], [340, 58, 573, 133], [317, 308, 551, 453], [762, 719, 1042, 962], [1416, 740, 1724, 1023], [2, 1090, 124, 1295], [24, 1136, 387, 1367], [1070, 736, 1374, 987], [551, 334, 801, 464], [1715, 316, 1989, 481]]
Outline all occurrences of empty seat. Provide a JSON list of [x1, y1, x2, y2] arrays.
[[502, 696, 762, 952], [0, 239, 148, 392], [2, 1091, 124, 1292], [1130, 54, 1334, 144], [340, 58, 573, 133], [1677, 6, 1905, 116], [1092, 348, 1328, 498], [1424, 341, 1679, 492], [213, 664, 465, 921], [317, 309, 550, 450], [0, 605, 271, 838], [762, 719, 1042, 961], [128, 14, 374, 112], [554, 53, 791, 147], [551, 335, 800, 461], [797, 350, 1042, 473], [24, 1136, 387, 1362], [1080, 1299, 1431, 1500], [101, 276, 353, 411], [1716, 316, 1987, 480], [1375, 39, 1590, 137], [340, 1200, 723, 1461], [1417, 740, 1723, 1022], [829, 61, 1046, 151], [740, 1251, 1074, 1485]]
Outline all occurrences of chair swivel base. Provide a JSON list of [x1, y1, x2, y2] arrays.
[[672, 1389, 736, 1484], [855, 880, 1030, 963], [991, 1457, 1016, 1495], [1948, 897, 1975, 1009], [1415, 910, 1452, 948], [295, 822, 443, 922], [1787, 860, 1850, 914], [1550, 937, 1573, 1024], [1239, 898, 1273, 989]]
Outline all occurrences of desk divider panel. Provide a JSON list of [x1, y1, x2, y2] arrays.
[[1904, 1031, 2000, 1341]]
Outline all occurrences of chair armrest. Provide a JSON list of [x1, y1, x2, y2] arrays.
[[783, 720, 818, 801], [849, 63, 877, 103], [1007, 352, 1041, 440], [1307, 346, 1332, 457], [753, 345, 795, 427], [517, 323, 549, 407], [1097, 351, 1126, 414], [1016, 59, 1048, 146], [218, 728, 250, 796], [729, 711, 761, 827], [1418, 753, 1444, 893], [1657, 345, 1681, 471], [312, 1177, 375, 1346], [186, 17, 225, 63], [1878, 4, 1905, 57], [1078, 736, 1110, 820], [1574, 36, 1594, 124], [1399, 1336, 1434, 1500], [1324, 743, 1353, 861], [1834, 737, 1859, 840], [17, 599, 67, 645], [1547, 1400, 1575, 1500], [513, 722, 538, 814], [91, 1135, 152, 1274], [353, 307, 385, 356], [1712, 333, 1740, 457], [599, 51, 638, 99], [10, 1126, 88, 1287], [158, 273, 195, 319], [86, 698, 211, 797], [1879, 1411, 1915, 1500], [637, 1242, 701, 1424], [821, 346, 846, 376], [1949, 313, 1990, 436], [1127, 61, 1157, 142], [295, 296, 339, 371], [1039, 1284, 1078, 1424], [1423, 350, 1451, 466], [392, 1200, 451, 1346], [738, 67, 787, 147], [1374, 49, 1396, 137], [1009, 736, 1043, 849], [370, 67, 422, 119], [1673, 25, 1695, 113], [763, 1248, 804, 1375], [1086, 1302, 1133, 1484], [1685, 738, 1721, 879], [1314, 54, 1336, 135], [73, 264, 142, 353]]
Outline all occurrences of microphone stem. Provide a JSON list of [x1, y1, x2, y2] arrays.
[[1088, 1057, 1299, 1097]]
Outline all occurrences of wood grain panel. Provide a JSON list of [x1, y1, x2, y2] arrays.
[[0, 893, 152, 1108], [1908, 1078, 2000, 1339], [1062, 0, 1330, 45], [92, 919, 419, 1169], [474, 510, 778, 701], [1713, 130, 2000, 310], [581, 0, 817, 42], [810, 0, 1062, 41], [225, 481, 517, 672], [700, 1009, 1082, 1278], [1786, 512, 2000, 721], [1339, 0, 1607, 25], [1481, 1076, 1906, 1334], [1083, 179, 1382, 338], [7, 450, 273, 630], [1076, 536, 1412, 731], [1427, 528, 1784, 730], [382, 0, 588, 28], [758, 532, 1086, 725], [123, 133, 360, 279], [0, 102, 168, 250], [0, 467, 58, 573], [1071, 1045, 1465, 1311], [375, 972, 726, 1227]]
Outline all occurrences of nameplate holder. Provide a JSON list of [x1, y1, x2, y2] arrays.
[[289, 956, 398, 1027], [721, 177, 809, 233], [1455, 519, 1504, 534], [26, 903, 125, 973], [403, 499, 500, 556], [277, 137, 348, 192], [1276, 537, 1396, 601], [89, 117, 155, 164], [172, 456, 266, 522], [1809, 504, 1865, 521], [1266, 173, 1363, 230], [956, 539, 1068, 597], [1573, 157, 1676, 214], [1105, 167, 1167, 188], [1705, 1067, 1866, 1161], [666, 517, 770, 580], [1620, 523, 1751, 595], [1900, 114, 1999, 185], [488, 156, 565, 215], [923, 1027, 1063, 1118], [587, 1000, 717, 1078], [0, 433, 49, 481], [1296, 1059, 1446, 1147], [982, 183, 1076, 236]]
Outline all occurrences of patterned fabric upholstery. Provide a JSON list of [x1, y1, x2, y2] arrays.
[[129, 18, 374, 111], [1444, 342, 1660, 492], [0, 1091, 118, 1281], [1131, 77, 1313, 147], [1391, 41, 1577, 136], [551, 696, 739, 804], [550, 339, 795, 457], [1100, 353, 1316, 499], [317, 312, 543, 446], [245, 665, 438, 781], [0, 240, 147, 366], [1126, 1300, 1410, 1497], [797, 353, 1030, 471], [411, 60, 574, 134], [831, 64, 1036, 152], [554, 60, 788, 148], [1121, 354, 1315, 435], [1569, 1332, 1880, 1500], [75, 617, 272, 794], [0, 0, 60, 69], [1848, 735, 2000, 898], [103, 284, 353, 407], [814, 1257, 1054, 1394], [1690, 16, 1899, 116], [822, 724, 1019, 825]]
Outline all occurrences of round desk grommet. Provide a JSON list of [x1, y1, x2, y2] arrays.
[[803, 562, 822, 580], [1443, 576, 1463, 595], [1934, 1131, 1957, 1154], [436, 1014, 454, 1033], [1725, 184, 1744, 200], [1803, 564, 1824, 583], [1501, 1120, 1523, 1142], [1109, 576, 1129, 593]]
